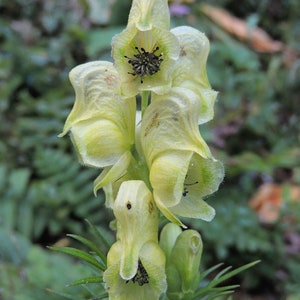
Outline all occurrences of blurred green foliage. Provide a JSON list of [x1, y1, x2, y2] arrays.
[[0, 0, 300, 299]]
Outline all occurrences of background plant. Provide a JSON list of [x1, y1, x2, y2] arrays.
[[1, 0, 299, 299]]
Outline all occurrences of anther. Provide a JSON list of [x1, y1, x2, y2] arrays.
[[182, 180, 199, 197], [124, 46, 163, 83]]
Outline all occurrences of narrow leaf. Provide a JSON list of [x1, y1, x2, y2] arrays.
[[200, 262, 224, 280], [211, 260, 260, 286], [206, 290, 235, 300], [67, 233, 107, 266], [46, 288, 75, 299], [48, 246, 105, 271], [67, 276, 103, 286], [85, 219, 111, 250], [213, 265, 232, 280]]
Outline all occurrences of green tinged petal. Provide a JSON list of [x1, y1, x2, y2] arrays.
[[112, 26, 179, 97], [141, 87, 211, 165], [60, 61, 136, 168], [171, 26, 218, 124], [128, 0, 170, 30], [114, 182, 157, 279], [112, 0, 179, 97], [150, 150, 223, 223], [171, 26, 211, 88], [180, 80, 218, 125], [93, 151, 133, 195], [104, 181, 166, 299], [150, 151, 192, 207]]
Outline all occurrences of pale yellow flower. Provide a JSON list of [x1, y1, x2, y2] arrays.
[[112, 0, 180, 97], [104, 181, 166, 300], [59, 61, 136, 186], [141, 88, 224, 226]]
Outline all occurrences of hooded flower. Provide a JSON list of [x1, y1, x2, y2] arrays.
[[59, 61, 136, 187], [112, 0, 180, 97], [104, 180, 166, 300], [141, 88, 224, 226], [170, 26, 218, 124], [160, 223, 203, 299]]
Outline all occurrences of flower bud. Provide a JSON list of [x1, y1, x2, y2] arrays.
[[159, 224, 203, 299]]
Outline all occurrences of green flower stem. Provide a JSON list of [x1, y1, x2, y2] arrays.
[[130, 145, 152, 191], [141, 91, 150, 118]]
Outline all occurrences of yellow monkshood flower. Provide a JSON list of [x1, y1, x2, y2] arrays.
[[59, 61, 136, 171], [112, 0, 180, 97], [104, 181, 166, 300], [141, 87, 211, 165], [170, 26, 218, 124], [141, 88, 224, 226], [150, 150, 223, 226]]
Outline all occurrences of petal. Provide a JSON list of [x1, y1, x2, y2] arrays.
[[170, 197, 216, 221], [93, 151, 133, 195], [150, 151, 192, 227], [150, 151, 192, 207], [180, 80, 218, 124], [154, 193, 186, 228], [69, 118, 129, 168], [60, 61, 134, 135], [59, 61, 136, 167], [139, 242, 167, 295], [171, 26, 211, 88], [112, 26, 179, 97], [150, 151, 224, 223], [113, 181, 158, 279], [170, 153, 224, 221], [170, 26, 218, 124], [141, 87, 211, 165], [104, 242, 166, 300], [128, 0, 171, 30]]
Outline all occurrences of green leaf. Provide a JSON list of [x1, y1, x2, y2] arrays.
[[194, 260, 260, 299], [67, 276, 103, 287], [200, 263, 224, 280], [67, 233, 107, 266], [85, 219, 112, 251], [48, 246, 106, 271], [210, 260, 260, 286]]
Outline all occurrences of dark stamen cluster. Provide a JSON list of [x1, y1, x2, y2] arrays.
[[126, 259, 149, 286], [124, 46, 163, 83]]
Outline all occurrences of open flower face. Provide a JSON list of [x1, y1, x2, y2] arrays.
[[104, 181, 166, 300], [170, 26, 218, 124], [112, 0, 180, 97], [59, 61, 136, 169], [140, 88, 224, 225]]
